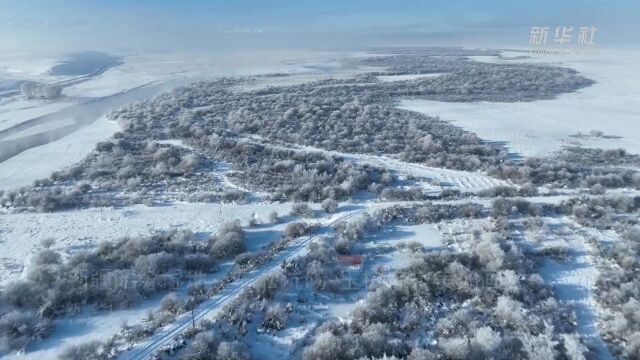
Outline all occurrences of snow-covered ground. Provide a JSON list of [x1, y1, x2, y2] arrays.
[[7, 298, 163, 360], [0, 99, 75, 132], [63, 50, 370, 98], [362, 222, 444, 285], [0, 53, 62, 82], [533, 217, 613, 359], [0, 197, 446, 359], [0, 116, 118, 190], [401, 49, 640, 157], [0, 202, 299, 284]]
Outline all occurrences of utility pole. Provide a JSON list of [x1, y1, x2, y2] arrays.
[[191, 308, 195, 327]]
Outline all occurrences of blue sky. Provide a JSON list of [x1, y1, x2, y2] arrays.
[[0, 0, 638, 52]]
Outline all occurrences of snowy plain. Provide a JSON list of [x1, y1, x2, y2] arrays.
[[400, 48, 640, 157], [0, 202, 297, 285]]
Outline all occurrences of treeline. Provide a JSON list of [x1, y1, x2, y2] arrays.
[[358, 54, 594, 102], [2, 130, 393, 211], [489, 148, 640, 191]]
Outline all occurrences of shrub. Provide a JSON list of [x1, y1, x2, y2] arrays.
[[254, 273, 287, 300], [134, 252, 177, 275], [0, 310, 53, 351], [40, 238, 56, 249], [183, 331, 220, 360], [473, 238, 504, 271], [184, 254, 217, 272], [59, 341, 109, 360], [211, 220, 246, 258], [303, 332, 347, 360], [160, 292, 184, 315], [268, 211, 280, 224], [216, 341, 250, 360], [290, 203, 314, 217], [321, 198, 339, 213], [31, 249, 61, 266], [494, 296, 524, 328], [471, 326, 501, 354], [284, 222, 312, 238], [261, 304, 288, 331], [438, 336, 470, 359]]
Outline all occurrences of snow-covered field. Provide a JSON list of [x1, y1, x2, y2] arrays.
[[401, 49, 640, 157], [0, 202, 298, 284], [62, 50, 367, 98]]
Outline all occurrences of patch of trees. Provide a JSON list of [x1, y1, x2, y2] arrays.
[[491, 197, 543, 218], [480, 184, 538, 198], [106, 59, 517, 176], [559, 194, 640, 229], [328, 203, 484, 258], [358, 54, 594, 102], [166, 273, 291, 359], [558, 147, 640, 167], [218, 272, 288, 335], [380, 187, 427, 201], [594, 226, 640, 358], [74, 220, 319, 357], [1, 138, 226, 211], [364, 47, 500, 57], [0, 310, 52, 352], [0, 229, 223, 350], [205, 137, 391, 203], [300, 204, 590, 360], [59, 338, 118, 360], [4, 128, 392, 211], [489, 149, 640, 190], [303, 249, 585, 359], [283, 239, 348, 292]]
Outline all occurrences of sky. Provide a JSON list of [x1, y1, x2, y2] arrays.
[[0, 0, 638, 53]]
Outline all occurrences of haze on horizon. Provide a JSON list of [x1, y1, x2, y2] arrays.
[[0, 0, 639, 55]]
